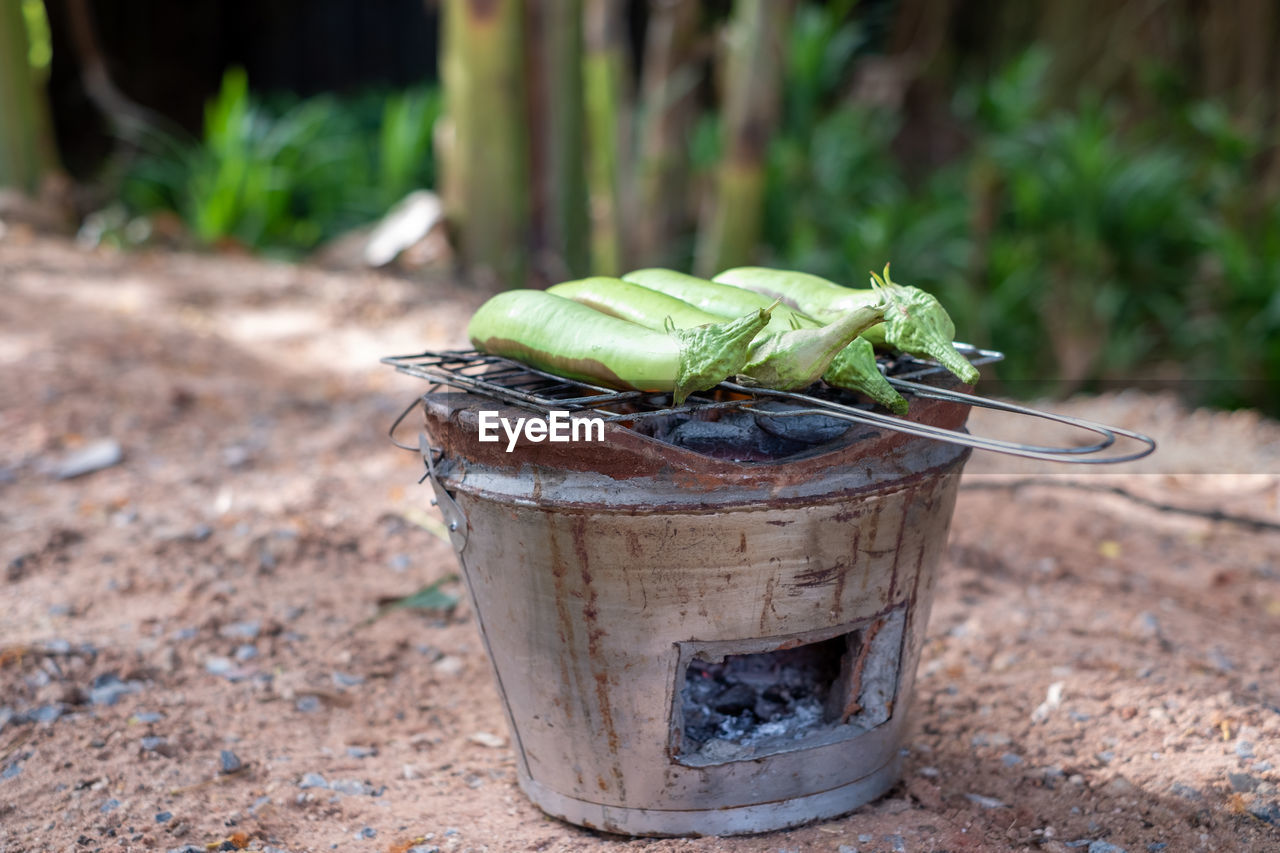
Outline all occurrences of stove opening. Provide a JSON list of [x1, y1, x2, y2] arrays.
[[672, 608, 905, 765]]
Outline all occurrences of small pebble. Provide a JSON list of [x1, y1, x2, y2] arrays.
[[356, 827, 376, 839], [204, 657, 243, 681], [90, 673, 143, 706], [433, 656, 464, 676], [1001, 752, 1023, 767], [857, 834, 874, 843], [332, 671, 365, 688], [219, 750, 242, 774], [140, 736, 167, 751], [1235, 740, 1256, 759], [55, 439, 123, 479], [965, 793, 1008, 809], [1031, 682, 1065, 723], [132, 711, 164, 724], [1207, 647, 1234, 672], [1087, 843, 1127, 853], [346, 746, 377, 759], [1147, 844, 1168, 852], [468, 731, 506, 749], [1136, 611, 1161, 637], [295, 696, 322, 713], [100, 798, 120, 813], [1096, 750, 1115, 764], [837, 847, 858, 853], [30, 705, 64, 723], [220, 620, 260, 640], [234, 644, 258, 662], [918, 766, 940, 778], [2, 762, 22, 780], [1169, 782, 1203, 800], [330, 778, 376, 796], [155, 811, 172, 823], [298, 772, 328, 790], [1248, 800, 1280, 825]]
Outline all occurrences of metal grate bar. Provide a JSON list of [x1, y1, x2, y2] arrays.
[[380, 347, 1156, 463]]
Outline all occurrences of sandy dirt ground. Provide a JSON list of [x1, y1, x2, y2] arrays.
[[1, 233, 1278, 853]]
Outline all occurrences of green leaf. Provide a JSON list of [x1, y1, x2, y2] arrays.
[[389, 575, 461, 614]]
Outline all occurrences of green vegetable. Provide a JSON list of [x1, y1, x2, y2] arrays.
[[621, 268, 904, 409], [466, 289, 771, 404], [547, 277, 725, 329], [713, 264, 980, 384]]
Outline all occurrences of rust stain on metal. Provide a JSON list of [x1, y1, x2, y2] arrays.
[[570, 516, 627, 799], [833, 538, 852, 620], [421, 390, 970, 502], [885, 485, 916, 605], [793, 561, 842, 589], [546, 527, 579, 727], [759, 575, 777, 632]]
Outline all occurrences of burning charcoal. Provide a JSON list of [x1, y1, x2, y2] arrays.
[[752, 401, 853, 445], [710, 683, 757, 716], [666, 412, 762, 456]]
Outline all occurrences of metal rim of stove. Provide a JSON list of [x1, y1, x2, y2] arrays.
[[381, 346, 1156, 464]]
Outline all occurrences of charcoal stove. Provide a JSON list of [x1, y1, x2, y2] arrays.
[[381, 346, 1154, 836]]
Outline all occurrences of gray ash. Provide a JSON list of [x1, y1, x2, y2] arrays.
[[679, 637, 845, 754]]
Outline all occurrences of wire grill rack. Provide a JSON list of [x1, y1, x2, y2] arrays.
[[382, 346, 1156, 464]]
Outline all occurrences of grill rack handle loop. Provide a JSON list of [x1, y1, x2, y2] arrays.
[[731, 383, 1156, 464]]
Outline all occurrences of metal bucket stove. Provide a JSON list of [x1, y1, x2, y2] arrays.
[[383, 348, 1153, 836]]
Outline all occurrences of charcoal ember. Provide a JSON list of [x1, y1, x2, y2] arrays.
[[667, 411, 808, 460], [751, 401, 853, 445], [710, 683, 757, 715]]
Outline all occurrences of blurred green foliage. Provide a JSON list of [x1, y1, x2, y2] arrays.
[[112, 16, 1280, 414], [759, 39, 1280, 413], [122, 68, 441, 255], [21, 0, 50, 73]]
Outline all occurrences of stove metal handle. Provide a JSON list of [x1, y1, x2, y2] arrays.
[[387, 392, 469, 551], [419, 432, 469, 553], [388, 395, 428, 452]]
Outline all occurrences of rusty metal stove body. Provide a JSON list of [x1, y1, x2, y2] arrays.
[[387, 347, 1153, 837], [414, 371, 971, 836]]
